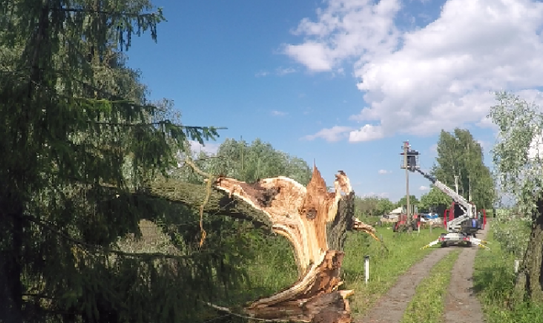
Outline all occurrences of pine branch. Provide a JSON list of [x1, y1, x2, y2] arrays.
[[24, 215, 198, 261]]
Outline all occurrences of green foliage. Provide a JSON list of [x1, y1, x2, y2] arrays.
[[0, 1, 229, 322], [376, 198, 395, 216], [396, 195, 420, 208], [419, 187, 452, 213], [401, 250, 461, 323], [489, 92, 543, 218], [198, 138, 313, 185], [355, 196, 379, 217], [489, 92, 543, 302], [474, 229, 543, 323], [433, 128, 495, 209], [170, 137, 309, 317], [355, 196, 394, 217], [492, 208, 531, 258]]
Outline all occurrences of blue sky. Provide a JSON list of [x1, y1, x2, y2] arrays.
[[126, 0, 543, 202]]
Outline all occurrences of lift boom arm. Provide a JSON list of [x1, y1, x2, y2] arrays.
[[413, 168, 476, 232], [402, 142, 488, 249]]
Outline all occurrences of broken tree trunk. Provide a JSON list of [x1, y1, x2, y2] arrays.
[[210, 167, 372, 323], [145, 166, 377, 322]]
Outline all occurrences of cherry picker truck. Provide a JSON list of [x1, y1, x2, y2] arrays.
[[401, 142, 488, 249]]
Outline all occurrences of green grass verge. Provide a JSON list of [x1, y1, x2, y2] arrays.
[[343, 226, 447, 317], [473, 230, 543, 323], [400, 250, 461, 323]]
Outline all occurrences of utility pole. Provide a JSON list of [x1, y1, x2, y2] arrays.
[[400, 141, 420, 233], [401, 141, 411, 230]]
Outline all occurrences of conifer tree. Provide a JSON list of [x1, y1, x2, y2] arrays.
[[0, 1, 228, 322]]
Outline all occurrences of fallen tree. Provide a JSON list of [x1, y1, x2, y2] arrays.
[[147, 166, 376, 323]]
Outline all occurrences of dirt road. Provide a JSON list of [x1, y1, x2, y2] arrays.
[[444, 225, 489, 323], [359, 247, 454, 323], [357, 225, 489, 323]]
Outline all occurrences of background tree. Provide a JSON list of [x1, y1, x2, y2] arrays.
[[354, 196, 380, 217], [376, 198, 395, 216], [395, 195, 420, 209], [489, 91, 543, 302], [419, 187, 452, 214], [432, 128, 495, 209], [198, 138, 312, 185]]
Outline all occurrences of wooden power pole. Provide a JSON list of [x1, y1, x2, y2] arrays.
[[402, 141, 412, 230]]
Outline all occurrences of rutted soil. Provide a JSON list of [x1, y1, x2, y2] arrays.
[[443, 225, 489, 323], [356, 224, 489, 323], [358, 247, 454, 323]]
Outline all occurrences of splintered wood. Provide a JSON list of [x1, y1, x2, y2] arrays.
[[214, 167, 375, 323]]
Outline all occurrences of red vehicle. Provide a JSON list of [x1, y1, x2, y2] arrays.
[[443, 202, 486, 235], [393, 205, 421, 232]]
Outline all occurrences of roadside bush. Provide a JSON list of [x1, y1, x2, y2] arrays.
[[492, 208, 531, 259]]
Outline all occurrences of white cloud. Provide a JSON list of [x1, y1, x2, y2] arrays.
[[304, 126, 353, 142], [360, 192, 389, 198], [276, 67, 296, 75], [284, 42, 333, 71], [256, 67, 297, 77], [378, 169, 390, 174], [419, 185, 429, 191], [271, 110, 288, 117], [285, 0, 543, 141], [349, 124, 384, 142], [284, 0, 401, 72], [189, 140, 220, 156], [476, 139, 488, 151]]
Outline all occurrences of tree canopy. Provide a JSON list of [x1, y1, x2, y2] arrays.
[[354, 196, 395, 217], [0, 1, 231, 322], [205, 138, 312, 185], [432, 128, 495, 209], [419, 187, 452, 214], [396, 195, 420, 209], [489, 91, 543, 302]]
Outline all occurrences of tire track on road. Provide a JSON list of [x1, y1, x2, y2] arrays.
[[443, 224, 490, 323], [358, 246, 454, 323]]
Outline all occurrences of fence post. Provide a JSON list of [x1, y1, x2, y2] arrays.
[[364, 255, 370, 285]]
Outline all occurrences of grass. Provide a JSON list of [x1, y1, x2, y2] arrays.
[[343, 226, 447, 317], [400, 250, 461, 323], [127, 220, 450, 321], [473, 229, 543, 323], [241, 235, 298, 301]]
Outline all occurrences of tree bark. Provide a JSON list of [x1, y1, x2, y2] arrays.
[[147, 167, 376, 322], [515, 198, 543, 302]]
